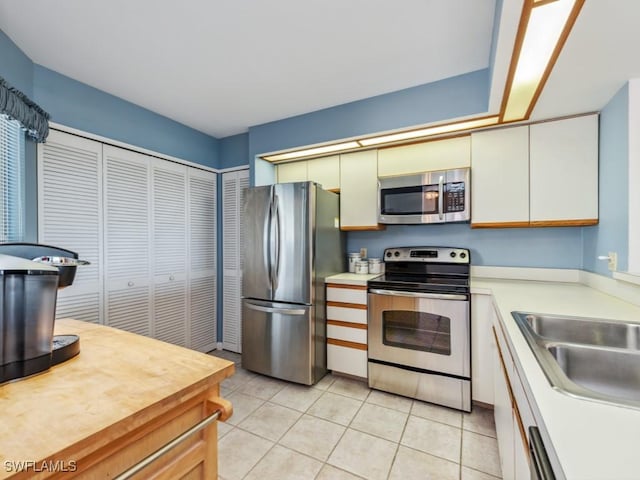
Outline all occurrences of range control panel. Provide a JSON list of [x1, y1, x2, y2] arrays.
[[383, 246, 470, 264]]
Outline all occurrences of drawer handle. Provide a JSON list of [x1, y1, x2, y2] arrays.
[[114, 396, 232, 480], [127, 281, 134, 287]]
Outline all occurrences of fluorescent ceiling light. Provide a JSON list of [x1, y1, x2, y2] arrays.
[[263, 141, 360, 162], [502, 0, 581, 122], [358, 116, 500, 147]]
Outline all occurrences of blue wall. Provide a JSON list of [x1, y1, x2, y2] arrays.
[[33, 66, 219, 168], [349, 224, 584, 269], [1, 28, 222, 243], [0, 29, 33, 96], [582, 84, 629, 275], [219, 133, 249, 169]]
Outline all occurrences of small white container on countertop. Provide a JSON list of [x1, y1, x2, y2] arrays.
[[368, 258, 384, 274], [348, 253, 361, 273], [354, 260, 369, 274]]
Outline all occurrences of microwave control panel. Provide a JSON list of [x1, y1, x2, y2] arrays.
[[444, 182, 466, 212]]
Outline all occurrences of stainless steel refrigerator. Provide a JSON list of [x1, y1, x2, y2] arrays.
[[241, 181, 345, 385]]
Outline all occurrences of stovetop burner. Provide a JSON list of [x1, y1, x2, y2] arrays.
[[369, 246, 470, 294]]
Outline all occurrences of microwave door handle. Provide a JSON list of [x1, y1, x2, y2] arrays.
[[438, 175, 444, 220]]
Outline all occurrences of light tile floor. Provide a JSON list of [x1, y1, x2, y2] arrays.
[[210, 350, 502, 480]]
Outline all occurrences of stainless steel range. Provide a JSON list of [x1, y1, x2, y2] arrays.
[[367, 246, 471, 412]]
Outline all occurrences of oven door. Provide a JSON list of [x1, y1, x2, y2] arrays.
[[368, 289, 470, 378]]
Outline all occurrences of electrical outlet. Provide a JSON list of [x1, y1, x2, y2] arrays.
[[608, 251, 618, 271], [360, 247, 367, 259]]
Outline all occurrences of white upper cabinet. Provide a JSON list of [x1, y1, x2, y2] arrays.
[[277, 161, 308, 184], [529, 114, 599, 224], [307, 155, 340, 190], [471, 125, 530, 226], [377, 136, 471, 177], [340, 150, 381, 230], [276, 156, 340, 190]]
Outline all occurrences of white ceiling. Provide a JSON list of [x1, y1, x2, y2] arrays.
[[0, 0, 496, 138], [2, 1, 638, 140], [532, 0, 640, 120]]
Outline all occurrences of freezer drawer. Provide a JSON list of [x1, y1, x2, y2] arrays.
[[241, 299, 315, 385]]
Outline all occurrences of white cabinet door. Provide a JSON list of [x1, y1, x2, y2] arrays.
[[188, 168, 217, 352], [277, 161, 308, 183], [470, 294, 496, 404], [307, 155, 340, 190], [38, 130, 104, 324], [514, 419, 532, 480], [103, 145, 151, 336], [151, 158, 187, 346], [529, 114, 599, 224], [339, 150, 380, 230], [222, 169, 250, 352], [377, 136, 471, 177], [471, 125, 530, 226], [494, 344, 515, 480]]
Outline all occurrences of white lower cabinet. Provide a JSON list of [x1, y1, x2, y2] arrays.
[[471, 294, 496, 404], [326, 283, 368, 378], [494, 344, 515, 480], [493, 320, 533, 480]]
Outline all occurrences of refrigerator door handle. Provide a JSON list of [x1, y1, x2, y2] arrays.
[[264, 194, 273, 291], [245, 302, 307, 316], [272, 195, 281, 292]]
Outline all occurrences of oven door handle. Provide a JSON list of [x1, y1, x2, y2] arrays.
[[369, 289, 467, 301]]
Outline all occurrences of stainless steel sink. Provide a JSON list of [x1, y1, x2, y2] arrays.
[[519, 312, 640, 350], [512, 311, 640, 410]]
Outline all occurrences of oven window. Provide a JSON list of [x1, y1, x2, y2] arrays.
[[382, 310, 451, 355]]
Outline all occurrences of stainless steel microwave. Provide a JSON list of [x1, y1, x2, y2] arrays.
[[378, 167, 470, 224]]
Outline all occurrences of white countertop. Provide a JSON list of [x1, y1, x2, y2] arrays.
[[472, 278, 640, 480], [325, 272, 382, 286]]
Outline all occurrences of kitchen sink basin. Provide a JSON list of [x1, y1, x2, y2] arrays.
[[547, 343, 640, 404], [512, 311, 640, 410], [516, 312, 640, 350]]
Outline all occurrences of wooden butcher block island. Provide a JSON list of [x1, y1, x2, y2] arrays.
[[0, 319, 234, 480]]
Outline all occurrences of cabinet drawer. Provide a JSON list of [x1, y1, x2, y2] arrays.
[[327, 305, 367, 324], [327, 343, 368, 378], [326, 286, 367, 305], [327, 324, 367, 344]]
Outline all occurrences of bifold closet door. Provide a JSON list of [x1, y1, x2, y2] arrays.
[[188, 168, 217, 352], [103, 145, 151, 336], [151, 158, 188, 346], [222, 169, 249, 353], [38, 130, 104, 323]]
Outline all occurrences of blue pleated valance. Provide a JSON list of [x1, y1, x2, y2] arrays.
[[0, 76, 50, 142]]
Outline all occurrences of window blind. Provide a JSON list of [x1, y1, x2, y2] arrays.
[[0, 114, 25, 242]]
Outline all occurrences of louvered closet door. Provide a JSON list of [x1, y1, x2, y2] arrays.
[[188, 168, 217, 352], [38, 130, 104, 323], [103, 145, 151, 336], [151, 158, 187, 346], [222, 169, 249, 353]]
